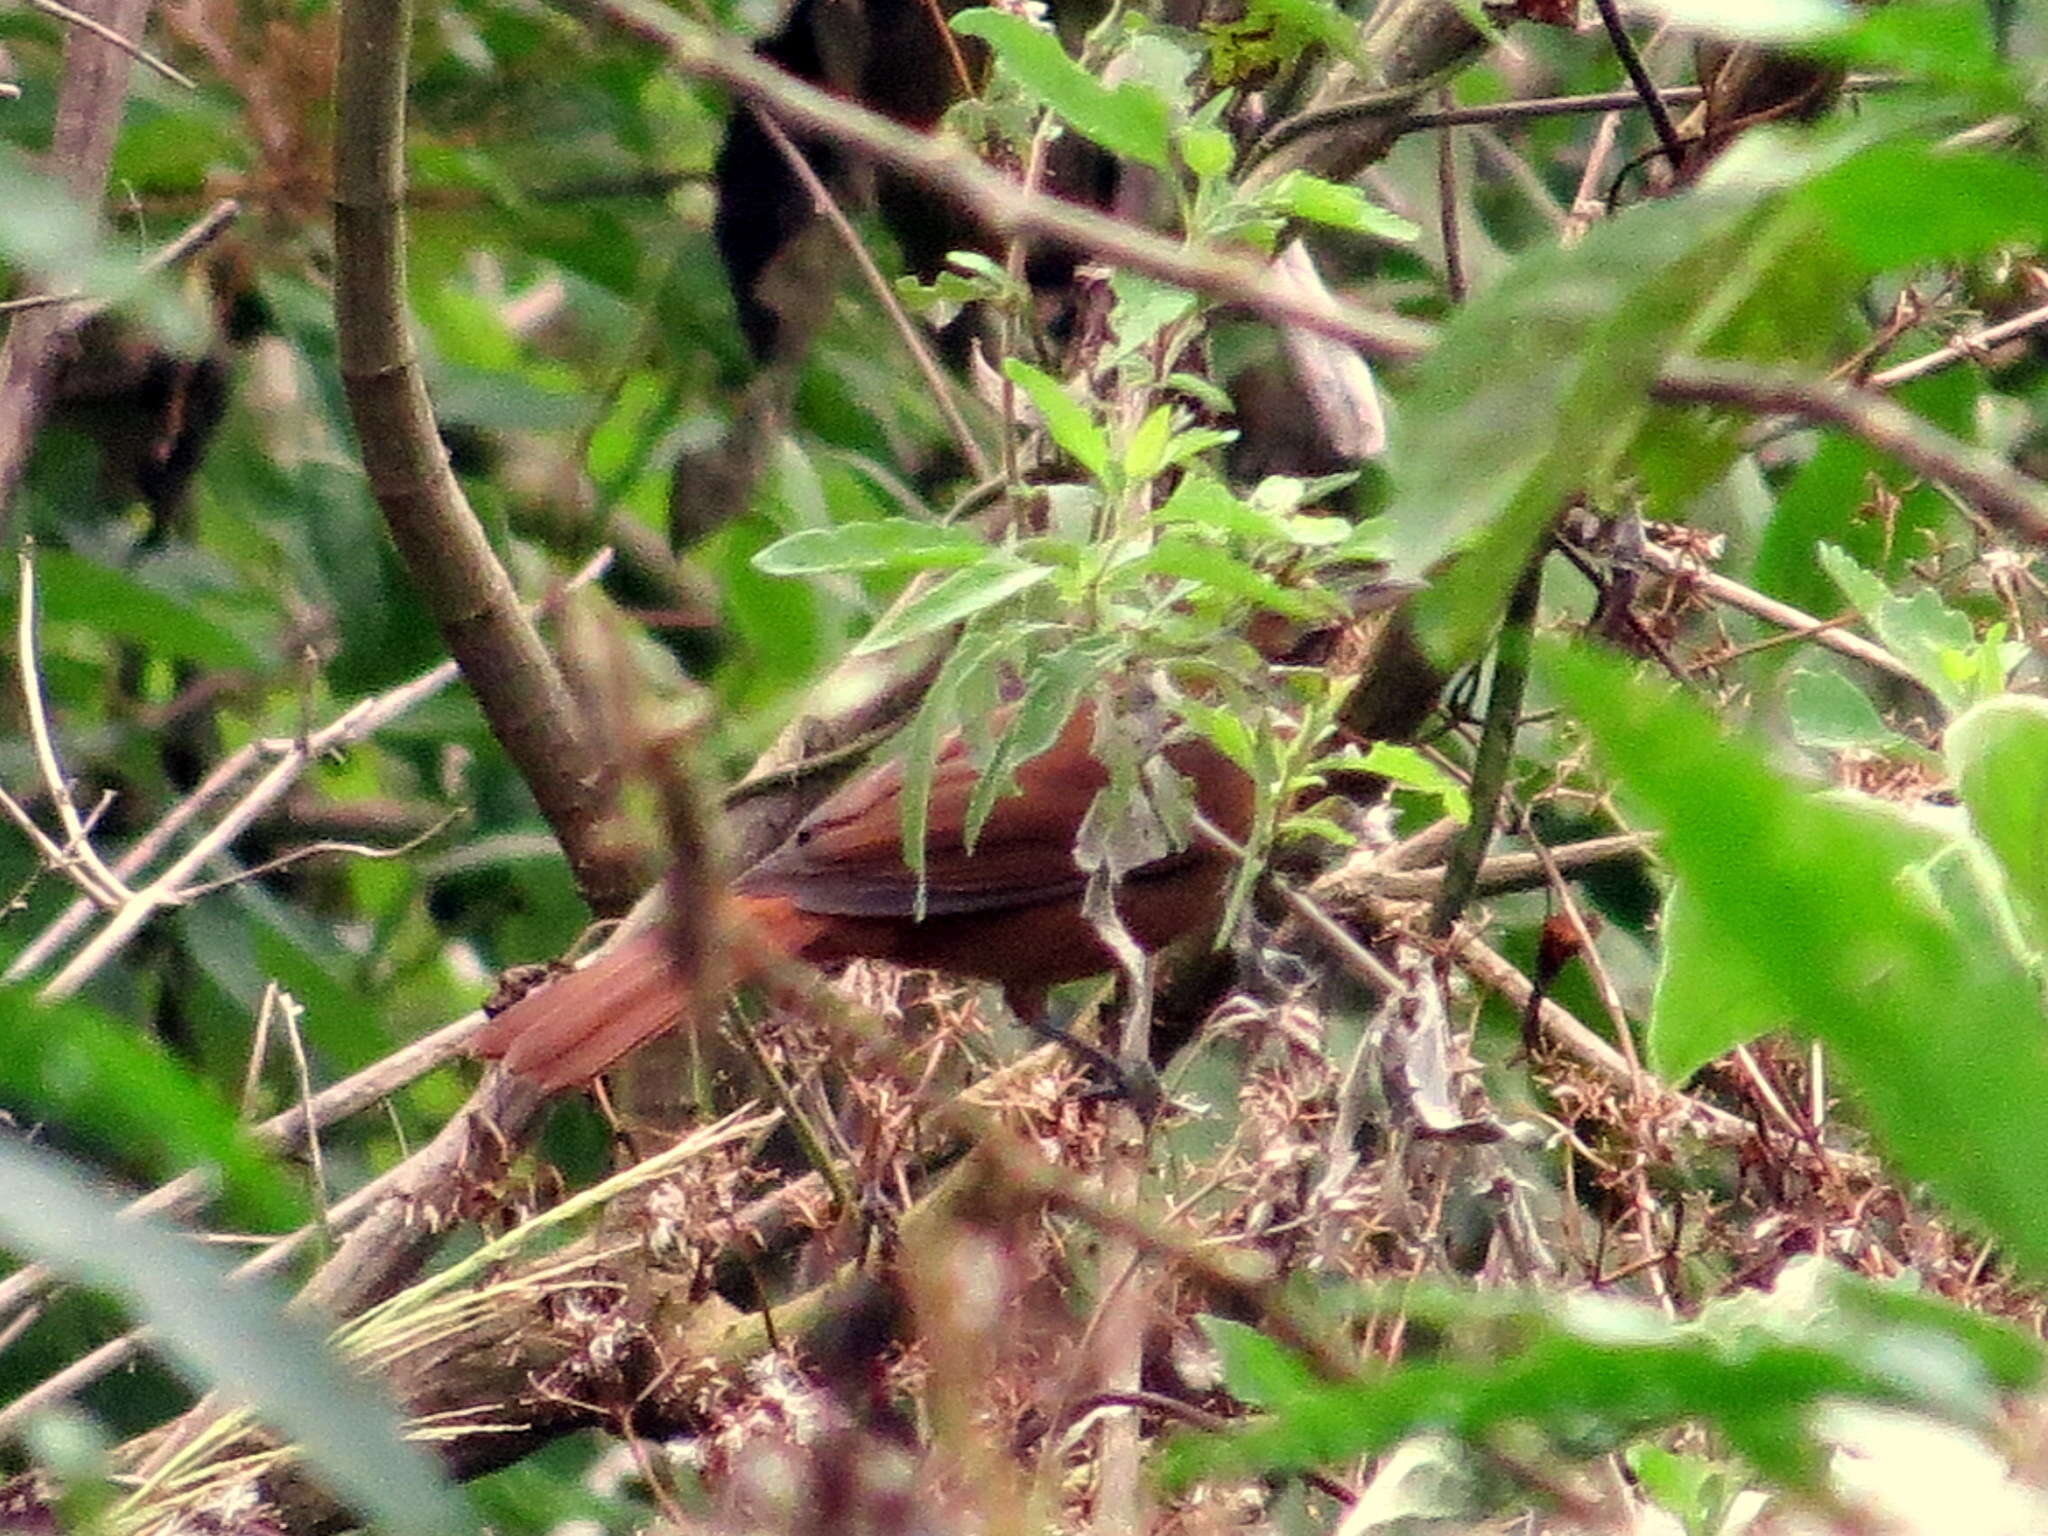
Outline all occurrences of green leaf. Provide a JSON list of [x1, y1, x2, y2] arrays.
[[753, 519, 990, 576], [850, 561, 1054, 657], [952, 10, 1173, 169], [1179, 124, 1234, 179], [0, 1139, 472, 1536], [1391, 195, 1769, 666], [1948, 695, 2048, 947], [31, 550, 260, 670], [963, 637, 1123, 850], [0, 986, 305, 1232], [1003, 359, 1112, 481], [1817, 544, 1979, 713], [1156, 473, 1295, 544], [1263, 173, 1420, 242], [1647, 881, 1791, 1082], [1134, 534, 1333, 620], [1169, 1263, 2039, 1492], [895, 627, 1012, 907], [1781, 666, 1900, 751], [1123, 404, 1176, 483], [1546, 641, 2048, 1276], [1351, 742, 1471, 822], [1797, 141, 2048, 272], [1198, 1315, 1320, 1409]]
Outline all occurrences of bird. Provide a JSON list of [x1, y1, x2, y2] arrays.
[[472, 698, 1257, 1093]]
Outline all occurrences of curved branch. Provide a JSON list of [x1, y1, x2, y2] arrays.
[[332, 0, 641, 916]]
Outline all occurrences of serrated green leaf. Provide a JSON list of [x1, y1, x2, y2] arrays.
[[1264, 173, 1419, 242], [1817, 544, 1977, 712]]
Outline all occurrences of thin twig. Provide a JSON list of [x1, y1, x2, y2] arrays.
[[1867, 298, 2048, 389], [1436, 87, 1467, 305], [20, 0, 193, 87], [12, 552, 612, 998], [754, 116, 990, 480], [1589, 0, 1684, 168], [1429, 557, 1542, 938], [559, 0, 1440, 365], [15, 546, 133, 909]]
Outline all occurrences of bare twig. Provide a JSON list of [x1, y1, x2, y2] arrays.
[[14, 546, 134, 908], [1867, 298, 2048, 389], [20, 0, 192, 87], [754, 115, 990, 480], [1589, 0, 1684, 168]]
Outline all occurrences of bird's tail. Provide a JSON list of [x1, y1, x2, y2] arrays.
[[473, 896, 836, 1092]]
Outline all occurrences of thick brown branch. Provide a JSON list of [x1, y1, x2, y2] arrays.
[[333, 0, 641, 917]]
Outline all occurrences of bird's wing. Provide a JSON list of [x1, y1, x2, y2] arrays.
[[734, 707, 1117, 919]]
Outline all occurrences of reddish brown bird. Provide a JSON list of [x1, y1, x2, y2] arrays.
[[474, 700, 1256, 1092]]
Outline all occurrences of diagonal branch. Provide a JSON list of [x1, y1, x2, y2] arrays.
[[333, 0, 643, 919]]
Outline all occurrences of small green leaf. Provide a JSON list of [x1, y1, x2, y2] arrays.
[[1179, 123, 1234, 179], [952, 10, 1173, 169], [1818, 544, 1980, 712], [1004, 358, 1111, 481], [1123, 404, 1176, 483], [963, 637, 1123, 850], [1135, 534, 1333, 620], [1352, 742, 1471, 822], [851, 560, 1054, 656], [1264, 172, 1420, 242], [753, 519, 990, 575], [1782, 666, 1899, 751]]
